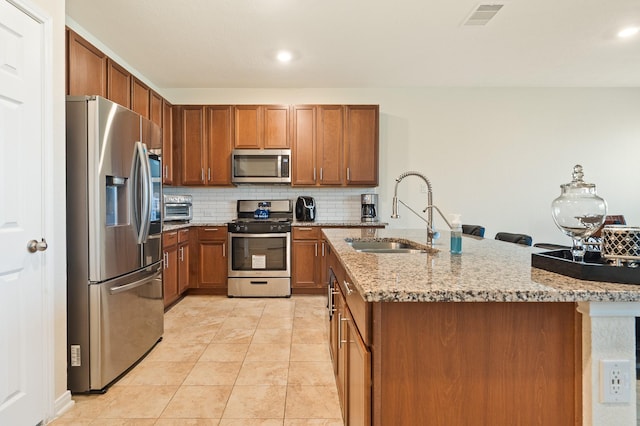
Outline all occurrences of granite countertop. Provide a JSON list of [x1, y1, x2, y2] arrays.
[[163, 221, 385, 231], [163, 222, 227, 231], [322, 228, 640, 303]]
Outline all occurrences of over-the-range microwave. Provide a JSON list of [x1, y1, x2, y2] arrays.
[[232, 149, 291, 184]]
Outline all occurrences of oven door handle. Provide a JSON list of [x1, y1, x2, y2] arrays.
[[228, 232, 290, 238]]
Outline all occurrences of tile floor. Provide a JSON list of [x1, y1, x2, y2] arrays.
[[52, 295, 343, 425]]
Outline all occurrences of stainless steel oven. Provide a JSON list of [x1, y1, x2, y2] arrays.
[[227, 200, 292, 297]]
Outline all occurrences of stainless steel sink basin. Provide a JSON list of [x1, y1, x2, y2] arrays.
[[347, 239, 429, 253]]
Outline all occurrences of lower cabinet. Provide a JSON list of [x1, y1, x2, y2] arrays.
[[162, 228, 190, 307], [194, 226, 228, 292], [292, 227, 326, 291], [328, 255, 372, 425]]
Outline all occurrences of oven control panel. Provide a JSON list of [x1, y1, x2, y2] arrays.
[[228, 222, 291, 233]]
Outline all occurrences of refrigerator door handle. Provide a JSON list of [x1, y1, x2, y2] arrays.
[[134, 141, 152, 244], [109, 268, 162, 295]]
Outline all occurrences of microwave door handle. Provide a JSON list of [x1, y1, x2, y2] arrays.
[[277, 154, 282, 179]]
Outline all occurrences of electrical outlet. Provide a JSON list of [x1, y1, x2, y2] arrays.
[[600, 359, 631, 403]]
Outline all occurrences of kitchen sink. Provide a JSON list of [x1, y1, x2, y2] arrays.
[[347, 239, 430, 253]]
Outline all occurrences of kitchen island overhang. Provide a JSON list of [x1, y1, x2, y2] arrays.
[[323, 227, 640, 426]]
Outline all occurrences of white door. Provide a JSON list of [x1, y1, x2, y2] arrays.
[[0, 1, 47, 425]]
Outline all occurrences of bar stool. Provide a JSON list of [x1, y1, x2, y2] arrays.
[[462, 225, 485, 237], [494, 232, 532, 246]]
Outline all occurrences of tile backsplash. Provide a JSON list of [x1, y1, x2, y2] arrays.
[[164, 186, 376, 223]]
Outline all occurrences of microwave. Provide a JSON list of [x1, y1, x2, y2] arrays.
[[232, 149, 291, 184]]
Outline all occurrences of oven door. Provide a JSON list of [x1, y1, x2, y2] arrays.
[[228, 232, 291, 278]]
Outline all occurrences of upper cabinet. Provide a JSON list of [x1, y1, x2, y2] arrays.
[[67, 29, 107, 97], [344, 105, 379, 186], [106, 59, 131, 107], [291, 104, 378, 187], [131, 77, 150, 119], [162, 100, 174, 185], [234, 105, 290, 149]]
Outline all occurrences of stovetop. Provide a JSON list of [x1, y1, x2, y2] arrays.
[[229, 199, 293, 233]]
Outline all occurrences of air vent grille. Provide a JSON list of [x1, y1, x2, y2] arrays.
[[463, 4, 504, 26]]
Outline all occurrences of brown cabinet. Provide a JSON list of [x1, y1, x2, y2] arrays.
[[150, 91, 163, 127], [291, 227, 326, 291], [66, 29, 107, 97], [234, 105, 290, 149], [291, 105, 378, 187], [131, 77, 150, 119], [177, 106, 233, 186], [162, 100, 174, 184], [106, 59, 131, 107], [163, 229, 191, 308], [194, 227, 228, 290], [344, 105, 379, 186]]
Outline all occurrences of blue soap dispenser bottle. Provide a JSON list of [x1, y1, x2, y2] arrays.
[[450, 214, 462, 254]]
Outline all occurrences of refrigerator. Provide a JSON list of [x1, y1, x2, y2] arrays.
[[66, 96, 164, 393]]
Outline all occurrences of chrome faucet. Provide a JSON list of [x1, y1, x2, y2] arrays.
[[391, 171, 453, 248]]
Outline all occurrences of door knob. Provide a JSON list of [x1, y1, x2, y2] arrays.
[[27, 238, 48, 253]]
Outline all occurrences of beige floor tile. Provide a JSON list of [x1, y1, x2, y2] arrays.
[[245, 343, 291, 362], [219, 419, 283, 425], [219, 315, 261, 330], [199, 343, 250, 362], [183, 361, 242, 385], [284, 385, 342, 419], [287, 362, 336, 386], [222, 385, 287, 419], [54, 393, 116, 420], [230, 306, 266, 318], [291, 327, 327, 344], [163, 324, 221, 345], [117, 361, 194, 386], [236, 361, 289, 385], [292, 316, 326, 330], [155, 419, 220, 426], [283, 420, 343, 426], [257, 315, 294, 330], [212, 328, 256, 344], [289, 344, 331, 363], [144, 341, 207, 363], [165, 314, 227, 331], [48, 418, 94, 425], [89, 420, 157, 425], [96, 385, 178, 419], [252, 328, 292, 345], [160, 385, 232, 419]]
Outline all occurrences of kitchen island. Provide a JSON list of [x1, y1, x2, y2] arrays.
[[323, 228, 640, 426]]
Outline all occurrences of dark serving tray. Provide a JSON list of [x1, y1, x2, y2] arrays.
[[531, 250, 640, 285]]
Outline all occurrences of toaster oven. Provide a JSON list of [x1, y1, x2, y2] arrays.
[[163, 194, 193, 222]]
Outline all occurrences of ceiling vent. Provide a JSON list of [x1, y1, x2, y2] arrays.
[[463, 4, 504, 26]]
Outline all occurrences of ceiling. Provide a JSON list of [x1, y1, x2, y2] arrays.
[[66, 0, 640, 89]]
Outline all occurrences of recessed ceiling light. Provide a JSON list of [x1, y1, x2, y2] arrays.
[[276, 50, 293, 62], [618, 27, 639, 38]]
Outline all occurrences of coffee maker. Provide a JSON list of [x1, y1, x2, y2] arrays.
[[361, 194, 378, 222]]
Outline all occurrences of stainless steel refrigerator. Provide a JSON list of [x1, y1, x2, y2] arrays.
[[66, 96, 164, 393]]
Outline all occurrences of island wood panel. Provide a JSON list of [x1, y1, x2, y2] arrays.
[[291, 105, 316, 185], [371, 301, 580, 426], [106, 59, 131, 107], [316, 105, 343, 185]]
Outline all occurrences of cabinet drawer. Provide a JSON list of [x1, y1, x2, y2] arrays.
[[293, 226, 320, 240], [178, 228, 190, 243], [163, 231, 178, 247], [198, 226, 227, 241]]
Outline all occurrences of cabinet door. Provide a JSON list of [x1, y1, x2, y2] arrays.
[[178, 243, 190, 294], [206, 106, 233, 185], [344, 105, 379, 186], [336, 288, 347, 419], [150, 90, 163, 127], [234, 105, 262, 148], [106, 59, 130, 107], [291, 105, 316, 185], [131, 77, 150, 119], [180, 106, 206, 185], [162, 100, 173, 185], [263, 105, 290, 148], [163, 248, 178, 307], [317, 105, 344, 185], [346, 309, 371, 426], [292, 240, 319, 288], [198, 240, 227, 288], [67, 29, 107, 97]]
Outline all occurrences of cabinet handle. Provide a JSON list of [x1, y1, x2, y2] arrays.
[[179, 246, 184, 261], [344, 280, 353, 295], [322, 242, 325, 257], [346, 167, 350, 181], [222, 243, 226, 257], [163, 252, 168, 269], [320, 168, 323, 181], [314, 242, 318, 257], [164, 164, 168, 179], [201, 168, 204, 182], [313, 168, 316, 181], [339, 314, 349, 348], [204, 228, 219, 231], [208, 168, 211, 181], [297, 227, 313, 231]]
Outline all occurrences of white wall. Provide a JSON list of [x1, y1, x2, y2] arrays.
[[163, 87, 640, 246]]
